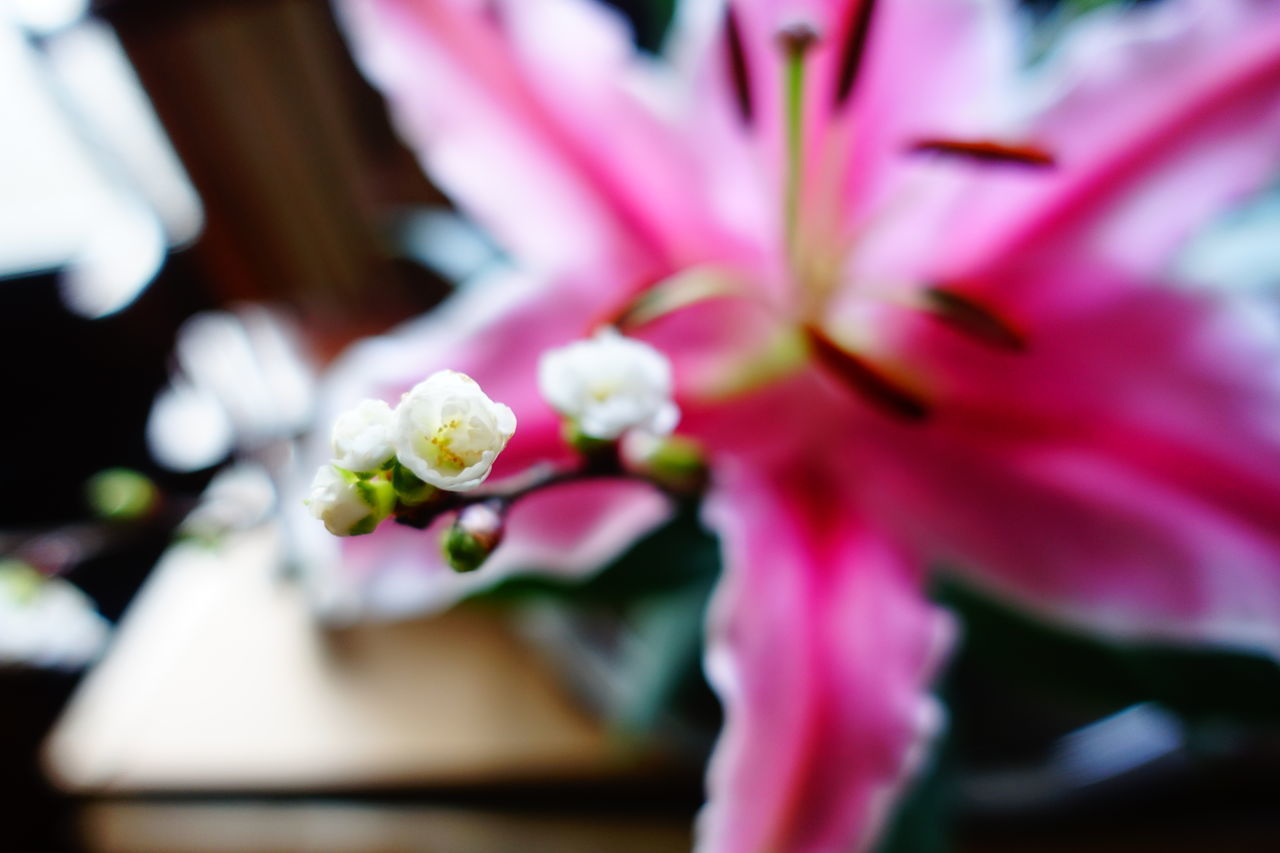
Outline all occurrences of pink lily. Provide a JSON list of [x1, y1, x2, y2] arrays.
[[321, 0, 1280, 849]]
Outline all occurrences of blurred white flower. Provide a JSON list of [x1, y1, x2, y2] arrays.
[[306, 465, 392, 537], [146, 378, 235, 472], [0, 561, 109, 670], [394, 370, 516, 491], [331, 398, 396, 473], [181, 463, 278, 539], [148, 306, 316, 472], [538, 327, 678, 440]]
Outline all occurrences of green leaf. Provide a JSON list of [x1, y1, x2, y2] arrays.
[[466, 502, 722, 732], [936, 576, 1280, 727], [469, 502, 719, 606], [1062, 0, 1133, 13], [635, 0, 677, 54], [876, 724, 956, 853]]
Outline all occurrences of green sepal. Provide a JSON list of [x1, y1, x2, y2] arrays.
[[355, 475, 396, 516], [643, 435, 709, 494], [561, 420, 613, 457], [347, 514, 381, 537], [345, 453, 397, 479], [392, 461, 436, 506]]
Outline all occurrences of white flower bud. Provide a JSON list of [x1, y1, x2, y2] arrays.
[[394, 370, 517, 491], [306, 464, 393, 536], [331, 399, 396, 472], [537, 327, 679, 440]]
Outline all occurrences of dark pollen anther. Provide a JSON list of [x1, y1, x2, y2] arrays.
[[924, 287, 1028, 352], [833, 0, 878, 107], [724, 7, 754, 125], [776, 21, 820, 57], [910, 138, 1056, 168], [805, 326, 930, 422]]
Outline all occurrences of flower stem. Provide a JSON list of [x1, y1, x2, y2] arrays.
[[391, 448, 658, 531]]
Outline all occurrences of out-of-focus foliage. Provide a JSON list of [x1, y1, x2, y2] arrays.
[[472, 503, 717, 607], [470, 503, 719, 733], [1063, 0, 1140, 14], [474, 500, 1280, 733], [939, 579, 1280, 727], [85, 468, 158, 522]]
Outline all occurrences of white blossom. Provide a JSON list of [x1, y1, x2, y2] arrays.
[[306, 464, 391, 536], [538, 327, 679, 440], [331, 398, 396, 472], [394, 370, 517, 491]]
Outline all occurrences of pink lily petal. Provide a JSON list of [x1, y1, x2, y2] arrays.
[[943, 0, 1280, 283], [698, 460, 954, 853], [830, 0, 1016, 223], [671, 0, 1014, 242], [864, 279, 1280, 653], [312, 272, 670, 615], [337, 0, 731, 280]]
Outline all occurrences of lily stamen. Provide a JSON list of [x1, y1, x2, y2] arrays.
[[804, 325, 930, 422], [923, 287, 1028, 352], [833, 0, 879, 107], [777, 21, 819, 271], [910, 138, 1057, 168], [724, 7, 754, 125]]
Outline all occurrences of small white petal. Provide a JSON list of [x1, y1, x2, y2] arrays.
[[647, 400, 681, 436], [331, 398, 396, 472], [393, 370, 517, 491], [307, 465, 382, 536], [538, 327, 679, 440]]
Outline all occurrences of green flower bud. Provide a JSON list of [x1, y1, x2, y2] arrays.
[[0, 559, 42, 605], [441, 502, 505, 573], [86, 468, 158, 521], [561, 419, 614, 458], [623, 433, 709, 495]]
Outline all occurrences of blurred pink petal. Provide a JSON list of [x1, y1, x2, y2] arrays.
[[865, 279, 1280, 652], [700, 461, 953, 853], [942, 0, 1280, 289], [672, 0, 1014, 258], [337, 0, 736, 279]]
